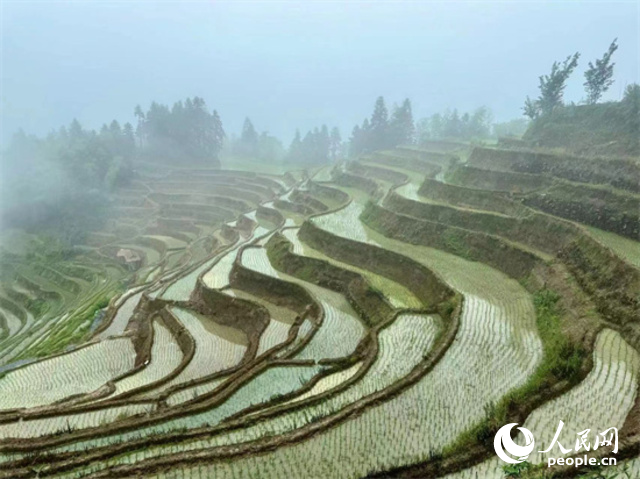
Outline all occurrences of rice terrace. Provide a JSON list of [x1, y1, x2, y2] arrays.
[[0, 3, 639, 479]]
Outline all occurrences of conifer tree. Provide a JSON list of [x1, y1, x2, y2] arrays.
[[369, 96, 389, 150], [389, 98, 415, 145], [239, 117, 259, 156]]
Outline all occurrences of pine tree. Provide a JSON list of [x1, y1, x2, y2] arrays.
[[240, 117, 259, 156], [211, 110, 225, 160], [69, 119, 84, 142], [289, 126, 333, 164], [584, 39, 618, 104], [109, 120, 121, 136], [137, 98, 225, 163], [389, 98, 415, 146], [369, 96, 389, 150]]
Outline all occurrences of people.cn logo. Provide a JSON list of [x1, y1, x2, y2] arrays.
[[494, 423, 536, 464]]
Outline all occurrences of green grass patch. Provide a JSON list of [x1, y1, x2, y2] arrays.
[[442, 230, 471, 260], [20, 291, 118, 360]]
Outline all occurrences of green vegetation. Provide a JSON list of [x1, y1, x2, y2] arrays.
[[349, 96, 416, 155], [503, 461, 533, 478], [416, 106, 493, 143], [287, 125, 343, 164], [24, 293, 115, 359], [2, 96, 229, 247], [519, 38, 638, 156], [523, 182, 639, 239], [524, 52, 580, 118], [584, 39, 619, 105], [523, 88, 640, 156], [441, 230, 471, 260], [226, 118, 344, 166], [135, 97, 225, 164], [229, 117, 286, 163], [493, 118, 530, 139], [522, 39, 621, 118]]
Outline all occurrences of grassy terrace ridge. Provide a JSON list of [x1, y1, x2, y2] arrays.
[[347, 160, 411, 186], [418, 177, 530, 216], [522, 100, 640, 158], [265, 232, 397, 327], [280, 228, 423, 309], [384, 191, 559, 259], [446, 164, 555, 193], [362, 150, 446, 176], [410, 164, 640, 338], [361, 201, 540, 280], [444, 155, 640, 239], [415, 177, 640, 270], [385, 192, 640, 340], [467, 145, 640, 192], [297, 221, 454, 307], [521, 181, 640, 240], [0, 146, 637, 479]]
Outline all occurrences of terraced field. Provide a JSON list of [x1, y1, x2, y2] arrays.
[[524, 328, 640, 465], [0, 145, 638, 479]]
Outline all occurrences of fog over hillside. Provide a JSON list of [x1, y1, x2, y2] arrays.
[[2, 1, 638, 144]]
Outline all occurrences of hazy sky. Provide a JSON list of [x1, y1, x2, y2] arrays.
[[2, 1, 638, 145]]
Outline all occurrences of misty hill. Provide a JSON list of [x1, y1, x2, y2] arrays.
[[523, 84, 640, 157], [0, 97, 226, 245]]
